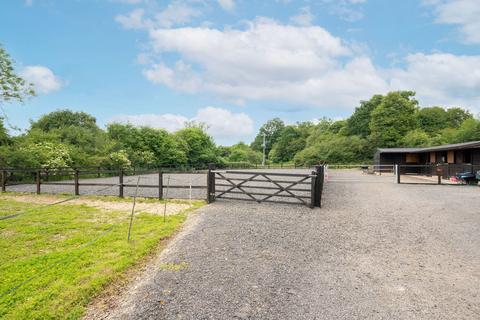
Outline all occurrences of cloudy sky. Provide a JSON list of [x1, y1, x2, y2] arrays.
[[1, 0, 480, 144]]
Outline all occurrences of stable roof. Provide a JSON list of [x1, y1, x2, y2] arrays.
[[377, 140, 480, 154]]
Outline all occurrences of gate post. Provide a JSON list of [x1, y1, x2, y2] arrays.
[[396, 165, 400, 184], [313, 165, 323, 208], [119, 169, 124, 198], [36, 170, 41, 195], [1, 170, 6, 192], [74, 169, 80, 196], [207, 163, 216, 203], [158, 171, 163, 200]]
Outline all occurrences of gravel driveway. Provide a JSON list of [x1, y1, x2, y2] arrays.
[[87, 169, 479, 319]]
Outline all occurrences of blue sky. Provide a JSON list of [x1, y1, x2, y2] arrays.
[[1, 0, 480, 145]]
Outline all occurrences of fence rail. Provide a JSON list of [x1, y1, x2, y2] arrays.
[[1, 165, 327, 206], [0, 167, 207, 200]]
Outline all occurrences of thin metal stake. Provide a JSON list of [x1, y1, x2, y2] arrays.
[[163, 176, 171, 223], [127, 176, 141, 242]]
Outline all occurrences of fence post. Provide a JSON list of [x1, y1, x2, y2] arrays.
[[74, 169, 80, 196], [97, 166, 101, 178], [396, 165, 400, 184], [313, 165, 323, 207], [158, 171, 163, 200], [119, 170, 124, 198], [1, 170, 6, 192], [45, 168, 50, 182], [36, 170, 41, 195], [207, 163, 216, 203]]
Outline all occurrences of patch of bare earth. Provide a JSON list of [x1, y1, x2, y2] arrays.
[[0, 194, 191, 216]]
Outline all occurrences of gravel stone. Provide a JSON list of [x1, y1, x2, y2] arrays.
[[84, 169, 480, 319]]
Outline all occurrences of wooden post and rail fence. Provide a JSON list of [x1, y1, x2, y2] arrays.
[[0, 164, 326, 208]]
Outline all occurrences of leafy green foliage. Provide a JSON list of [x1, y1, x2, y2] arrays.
[[0, 118, 9, 146], [175, 127, 218, 167], [107, 124, 187, 168], [402, 129, 431, 147], [450, 118, 480, 143], [2, 91, 479, 168], [346, 94, 382, 137], [250, 118, 285, 156], [224, 142, 262, 164], [294, 134, 371, 165], [105, 149, 131, 169], [30, 110, 98, 132], [369, 91, 419, 147], [0, 45, 35, 104], [417, 107, 449, 135], [269, 122, 314, 163]]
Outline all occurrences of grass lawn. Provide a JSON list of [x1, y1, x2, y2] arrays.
[[0, 195, 204, 319]]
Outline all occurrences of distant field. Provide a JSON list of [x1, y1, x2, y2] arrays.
[[0, 194, 203, 319]]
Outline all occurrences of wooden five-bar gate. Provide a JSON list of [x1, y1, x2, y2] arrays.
[[207, 165, 325, 208]]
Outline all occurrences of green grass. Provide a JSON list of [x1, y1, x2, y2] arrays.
[[0, 197, 204, 319]]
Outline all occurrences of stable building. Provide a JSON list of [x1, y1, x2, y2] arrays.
[[374, 140, 480, 177], [374, 141, 480, 166]]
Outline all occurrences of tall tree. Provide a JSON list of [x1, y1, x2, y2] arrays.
[[250, 118, 285, 157], [269, 122, 314, 163], [30, 109, 98, 132], [417, 107, 448, 135], [451, 118, 480, 143], [175, 127, 217, 167], [346, 94, 383, 137], [369, 91, 418, 148], [446, 107, 473, 128], [108, 123, 186, 167], [0, 118, 9, 145], [0, 44, 35, 105]]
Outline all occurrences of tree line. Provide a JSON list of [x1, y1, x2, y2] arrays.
[[1, 44, 480, 168], [248, 91, 479, 166], [1, 90, 478, 169]]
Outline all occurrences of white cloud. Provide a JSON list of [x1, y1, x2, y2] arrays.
[[195, 107, 253, 138], [21, 66, 63, 94], [320, 0, 366, 22], [389, 53, 480, 108], [143, 18, 386, 108], [217, 0, 235, 11], [425, 0, 480, 44], [108, 107, 254, 141], [290, 7, 314, 26], [118, 10, 480, 112], [115, 8, 148, 29], [116, 1, 201, 30]]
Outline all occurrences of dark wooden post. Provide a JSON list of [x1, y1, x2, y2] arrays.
[[45, 168, 50, 182], [36, 170, 41, 195], [313, 165, 323, 208], [119, 170, 124, 198], [207, 163, 216, 203], [1, 170, 6, 192], [310, 171, 316, 209], [396, 165, 400, 184], [74, 169, 80, 196], [97, 166, 101, 178], [158, 171, 163, 200]]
